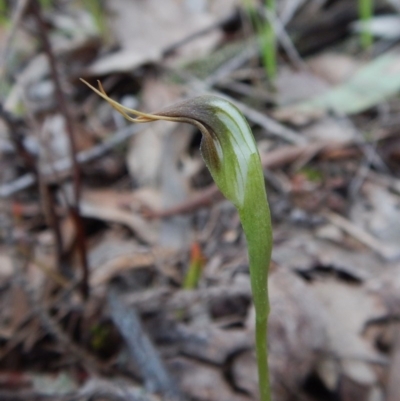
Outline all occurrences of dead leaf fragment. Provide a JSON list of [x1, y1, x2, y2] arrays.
[[238, 269, 328, 400], [310, 278, 385, 385], [87, 0, 237, 75], [176, 324, 252, 364], [275, 51, 400, 123], [308, 53, 360, 85], [168, 357, 250, 401], [80, 189, 158, 244]]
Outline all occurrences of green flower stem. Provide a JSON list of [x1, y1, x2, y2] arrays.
[[359, 0, 373, 49], [81, 79, 273, 401], [239, 154, 272, 401]]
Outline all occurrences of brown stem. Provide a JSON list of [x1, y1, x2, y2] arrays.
[[0, 103, 67, 273], [30, 0, 89, 299]]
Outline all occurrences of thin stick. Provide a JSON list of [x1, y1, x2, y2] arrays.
[[31, 0, 89, 298], [323, 210, 400, 261], [0, 124, 142, 197], [108, 288, 183, 400], [0, 103, 67, 274]]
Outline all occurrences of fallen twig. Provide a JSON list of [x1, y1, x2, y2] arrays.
[[123, 281, 252, 315], [322, 210, 400, 261], [31, 0, 89, 298], [174, 65, 306, 145], [0, 125, 141, 198], [0, 103, 69, 280], [222, 92, 307, 144], [108, 287, 183, 400], [146, 142, 326, 219], [0, 382, 163, 401]]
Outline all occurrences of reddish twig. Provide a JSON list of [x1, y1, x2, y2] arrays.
[[30, 0, 89, 298], [0, 104, 67, 274], [144, 184, 223, 219]]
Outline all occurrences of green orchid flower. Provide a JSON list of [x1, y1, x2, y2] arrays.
[[81, 79, 273, 401]]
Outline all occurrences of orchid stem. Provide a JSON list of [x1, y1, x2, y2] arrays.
[[81, 80, 273, 401]]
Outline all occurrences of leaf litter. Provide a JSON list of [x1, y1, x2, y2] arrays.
[[1, 0, 400, 400]]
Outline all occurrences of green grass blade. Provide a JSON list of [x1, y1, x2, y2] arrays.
[[359, 0, 374, 49]]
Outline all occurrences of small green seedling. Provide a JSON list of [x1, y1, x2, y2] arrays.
[[183, 242, 205, 290], [358, 0, 374, 49], [243, 0, 277, 82], [262, 0, 277, 81], [39, 0, 52, 9], [0, 0, 9, 26], [85, 0, 107, 39], [81, 79, 273, 401]]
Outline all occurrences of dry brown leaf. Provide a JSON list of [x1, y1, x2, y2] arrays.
[[158, 123, 193, 249], [308, 53, 360, 85], [272, 226, 387, 280], [127, 79, 193, 249], [300, 116, 356, 143], [276, 67, 328, 106], [176, 324, 252, 365], [80, 189, 158, 244], [309, 278, 385, 386], [367, 265, 400, 315], [0, 252, 13, 280], [127, 79, 183, 186], [237, 269, 328, 400], [88, 0, 237, 75], [351, 182, 400, 251], [89, 239, 156, 287], [168, 357, 250, 401]]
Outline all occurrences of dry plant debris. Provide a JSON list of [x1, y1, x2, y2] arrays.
[[0, 0, 400, 400]]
